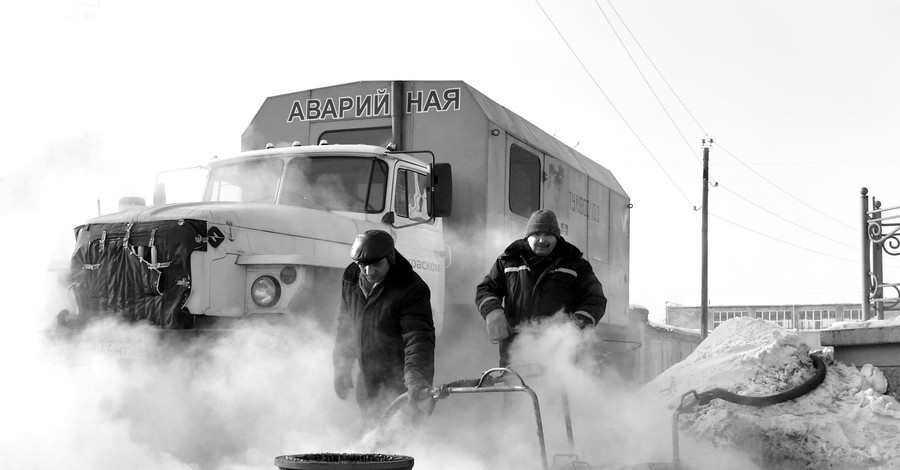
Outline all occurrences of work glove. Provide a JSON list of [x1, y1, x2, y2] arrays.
[[569, 311, 594, 329], [333, 371, 353, 400], [406, 382, 430, 406], [406, 381, 434, 417], [486, 309, 511, 342]]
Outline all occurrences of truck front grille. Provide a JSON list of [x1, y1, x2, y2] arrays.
[[69, 219, 208, 329]]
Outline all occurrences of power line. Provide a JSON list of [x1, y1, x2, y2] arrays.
[[533, 0, 698, 209], [715, 182, 859, 251], [545, 0, 859, 248], [714, 160, 900, 166], [633, 285, 860, 296], [710, 212, 859, 263], [593, 0, 702, 164], [596, 0, 858, 235], [716, 143, 858, 232], [603, 0, 709, 137]]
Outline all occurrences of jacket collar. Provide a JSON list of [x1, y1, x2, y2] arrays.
[[344, 250, 417, 287], [500, 237, 582, 260]]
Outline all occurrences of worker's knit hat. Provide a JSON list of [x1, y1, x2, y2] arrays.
[[350, 230, 396, 264], [524, 209, 561, 238]]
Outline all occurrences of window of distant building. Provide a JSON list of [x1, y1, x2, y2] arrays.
[[711, 310, 748, 329], [845, 308, 864, 322], [758, 310, 793, 329], [798, 309, 836, 330]]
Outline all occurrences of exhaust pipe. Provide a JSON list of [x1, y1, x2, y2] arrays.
[[390, 81, 404, 151]]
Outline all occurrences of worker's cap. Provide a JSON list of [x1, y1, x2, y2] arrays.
[[350, 230, 395, 264], [524, 209, 561, 238]]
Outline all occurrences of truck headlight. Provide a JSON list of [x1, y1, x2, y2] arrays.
[[251, 275, 281, 308]]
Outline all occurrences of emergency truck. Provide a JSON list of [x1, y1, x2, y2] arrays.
[[60, 80, 630, 362]]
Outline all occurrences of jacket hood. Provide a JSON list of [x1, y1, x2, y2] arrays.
[[501, 237, 583, 259]]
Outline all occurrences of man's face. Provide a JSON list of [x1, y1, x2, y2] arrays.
[[527, 232, 558, 257], [358, 257, 390, 284]]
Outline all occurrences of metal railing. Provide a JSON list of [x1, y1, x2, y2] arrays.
[[861, 187, 900, 320]]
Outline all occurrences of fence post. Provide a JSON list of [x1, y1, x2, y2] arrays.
[[861, 188, 872, 320], [873, 200, 885, 320]]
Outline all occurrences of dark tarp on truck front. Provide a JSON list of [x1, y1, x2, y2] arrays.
[[69, 219, 207, 329]]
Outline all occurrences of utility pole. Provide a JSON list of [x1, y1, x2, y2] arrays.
[[700, 138, 712, 339]]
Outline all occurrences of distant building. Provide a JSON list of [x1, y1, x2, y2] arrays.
[[665, 302, 900, 348]]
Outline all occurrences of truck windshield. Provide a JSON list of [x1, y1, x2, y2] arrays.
[[203, 156, 388, 212], [280, 156, 388, 213], [205, 158, 284, 203]]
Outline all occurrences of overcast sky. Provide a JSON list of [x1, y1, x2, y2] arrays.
[[3, 0, 899, 322]]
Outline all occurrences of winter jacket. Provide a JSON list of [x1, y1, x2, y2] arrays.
[[333, 250, 435, 406], [475, 238, 607, 364]]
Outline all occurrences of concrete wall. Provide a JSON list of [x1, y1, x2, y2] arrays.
[[627, 306, 702, 384], [821, 324, 900, 394]]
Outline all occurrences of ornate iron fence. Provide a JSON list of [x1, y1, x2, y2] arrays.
[[861, 187, 900, 319]]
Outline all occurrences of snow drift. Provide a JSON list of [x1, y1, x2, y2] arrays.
[[642, 316, 900, 469]]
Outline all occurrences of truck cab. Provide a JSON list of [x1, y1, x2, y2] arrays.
[[62, 143, 451, 331]]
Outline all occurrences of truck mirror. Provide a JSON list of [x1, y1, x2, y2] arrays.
[[431, 163, 452, 217], [118, 196, 146, 212], [153, 183, 167, 205]]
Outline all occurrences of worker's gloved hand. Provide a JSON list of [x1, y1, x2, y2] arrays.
[[569, 311, 594, 329], [333, 371, 353, 400], [406, 382, 430, 406], [485, 309, 510, 342]]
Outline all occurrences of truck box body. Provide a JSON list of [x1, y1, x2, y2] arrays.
[[242, 80, 630, 334]]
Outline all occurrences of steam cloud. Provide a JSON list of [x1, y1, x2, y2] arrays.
[[2, 263, 692, 470], [0, 135, 744, 470]]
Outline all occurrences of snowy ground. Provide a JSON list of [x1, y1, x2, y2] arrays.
[[642, 316, 900, 470]]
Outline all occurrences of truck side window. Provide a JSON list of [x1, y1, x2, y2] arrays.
[[395, 168, 430, 222], [509, 144, 541, 217]]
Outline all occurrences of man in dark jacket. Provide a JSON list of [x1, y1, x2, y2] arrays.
[[475, 209, 607, 367], [333, 229, 435, 426]]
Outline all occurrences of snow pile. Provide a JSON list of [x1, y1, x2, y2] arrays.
[[642, 317, 900, 469]]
